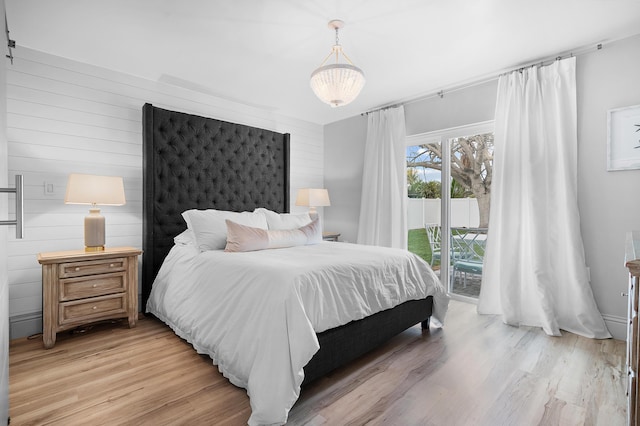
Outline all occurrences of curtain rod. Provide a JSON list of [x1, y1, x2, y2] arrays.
[[361, 39, 608, 117]]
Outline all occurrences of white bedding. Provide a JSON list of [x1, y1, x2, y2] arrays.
[[146, 241, 448, 425]]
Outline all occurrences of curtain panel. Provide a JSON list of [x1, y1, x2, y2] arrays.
[[357, 106, 408, 249], [478, 57, 610, 339]]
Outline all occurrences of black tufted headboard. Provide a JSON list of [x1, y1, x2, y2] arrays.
[[141, 103, 290, 307]]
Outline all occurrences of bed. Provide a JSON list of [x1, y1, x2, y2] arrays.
[[141, 103, 448, 425]]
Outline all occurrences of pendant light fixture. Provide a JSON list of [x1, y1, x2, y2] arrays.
[[310, 19, 365, 108]]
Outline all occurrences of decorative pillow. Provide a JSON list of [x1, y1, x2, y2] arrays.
[[182, 209, 268, 251], [174, 229, 196, 246], [254, 208, 312, 230], [224, 217, 322, 252]]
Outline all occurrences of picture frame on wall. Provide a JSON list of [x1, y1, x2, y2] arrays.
[[607, 104, 640, 171]]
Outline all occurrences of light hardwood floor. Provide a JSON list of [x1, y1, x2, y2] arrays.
[[9, 300, 626, 425]]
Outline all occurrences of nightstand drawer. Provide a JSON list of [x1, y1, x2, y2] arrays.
[[59, 272, 126, 301], [59, 257, 127, 278], [59, 294, 127, 326]]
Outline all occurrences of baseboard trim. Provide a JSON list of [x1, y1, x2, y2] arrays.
[[9, 312, 42, 341], [10, 307, 628, 342], [602, 314, 627, 341]]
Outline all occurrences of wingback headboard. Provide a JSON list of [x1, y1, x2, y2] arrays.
[[142, 103, 290, 307]]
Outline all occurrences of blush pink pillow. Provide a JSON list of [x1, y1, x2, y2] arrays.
[[224, 218, 322, 252], [181, 209, 268, 251]]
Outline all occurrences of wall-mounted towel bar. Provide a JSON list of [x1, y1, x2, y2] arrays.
[[0, 174, 23, 239]]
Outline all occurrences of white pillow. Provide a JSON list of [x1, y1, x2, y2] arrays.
[[182, 209, 268, 251], [254, 208, 311, 230], [224, 218, 322, 252], [174, 229, 196, 246]]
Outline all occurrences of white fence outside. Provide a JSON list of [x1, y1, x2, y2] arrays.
[[407, 197, 479, 229]]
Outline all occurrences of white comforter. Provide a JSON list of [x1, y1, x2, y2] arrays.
[[146, 241, 448, 425]]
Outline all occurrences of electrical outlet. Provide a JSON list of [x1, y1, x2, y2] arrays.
[[44, 181, 55, 196]]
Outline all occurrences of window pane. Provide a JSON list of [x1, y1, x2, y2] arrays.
[[449, 132, 493, 298]]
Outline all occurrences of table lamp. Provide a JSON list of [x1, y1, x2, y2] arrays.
[[64, 173, 126, 251], [295, 188, 330, 220]]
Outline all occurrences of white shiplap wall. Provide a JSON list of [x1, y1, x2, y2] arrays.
[[7, 47, 324, 338]]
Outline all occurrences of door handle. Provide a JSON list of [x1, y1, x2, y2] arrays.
[[0, 174, 24, 238]]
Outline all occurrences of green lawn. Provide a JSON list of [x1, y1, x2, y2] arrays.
[[408, 228, 433, 265]]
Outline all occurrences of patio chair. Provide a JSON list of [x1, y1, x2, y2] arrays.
[[424, 223, 441, 266], [451, 232, 485, 288]]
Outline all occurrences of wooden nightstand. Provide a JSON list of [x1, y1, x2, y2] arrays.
[[322, 232, 341, 242], [37, 246, 142, 349]]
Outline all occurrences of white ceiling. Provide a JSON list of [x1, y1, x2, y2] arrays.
[[6, 0, 640, 125]]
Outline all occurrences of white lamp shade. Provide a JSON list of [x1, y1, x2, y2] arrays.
[[64, 174, 126, 206], [295, 188, 331, 207]]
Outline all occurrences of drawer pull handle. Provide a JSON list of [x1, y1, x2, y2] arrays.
[[75, 267, 80, 271], [110, 264, 115, 267], [92, 306, 97, 310], [92, 284, 97, 288]]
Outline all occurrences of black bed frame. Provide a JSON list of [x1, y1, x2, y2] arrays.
[[141, 103, 433, 385]]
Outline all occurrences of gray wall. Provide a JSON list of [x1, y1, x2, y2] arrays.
[[577, 34, 640, 338], [323, 115, 367, 243], [404, 80, 498, 136], [324, 34, 640, 339]]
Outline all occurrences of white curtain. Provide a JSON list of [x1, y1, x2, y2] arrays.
[[478, 57, 611, 339], [357, 106, 408, 249]]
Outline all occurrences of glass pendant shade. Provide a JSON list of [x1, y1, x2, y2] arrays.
[[310, 20, 365, 108], [310, 63, 365, 107]]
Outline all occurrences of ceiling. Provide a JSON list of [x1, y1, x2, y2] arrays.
[[6, 0, 640, 125]]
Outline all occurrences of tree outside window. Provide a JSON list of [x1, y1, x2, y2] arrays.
[[406, 132, 494, 228]]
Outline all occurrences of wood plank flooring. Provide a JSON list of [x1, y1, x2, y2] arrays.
[[9, 300, 626, 425]]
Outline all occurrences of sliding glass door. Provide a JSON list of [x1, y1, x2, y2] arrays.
[[406, 122, 494, 300]]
